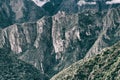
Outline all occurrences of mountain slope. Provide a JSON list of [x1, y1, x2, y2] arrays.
[[0, 7, 119, 79], [50, 41, 120, 80], [0, 0, 46, 28], [0, 48, 44, 80], [86, 8, 120, 58]]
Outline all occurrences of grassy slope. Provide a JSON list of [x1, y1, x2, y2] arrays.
[[51, 41, 120, 80]]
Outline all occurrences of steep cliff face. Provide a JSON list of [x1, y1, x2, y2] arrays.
[[50, 41, 120, 80], [1, 0, 119, 28], [86, 8, 120, 58], [0, 0, 46, 28], [0, 5, 120, 80], [52, 11, 102, 71], [0, 16, 53, 77], [3, 16, 52, 53]]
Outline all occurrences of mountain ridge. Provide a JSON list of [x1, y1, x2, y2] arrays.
[[0, 0, 120, 79], [0, 7, 119, 79], [50, 41, 120, 80]]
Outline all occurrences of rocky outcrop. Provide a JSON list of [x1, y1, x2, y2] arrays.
[[0, 7, 120, 79], [0, 0, 46, 28], [52, 11, 102, 71], [86, 8, 120, 58], [0, 16, 53, 77]]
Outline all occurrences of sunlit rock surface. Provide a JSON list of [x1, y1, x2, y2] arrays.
[[0, 0, 120, 79], [86, 8, 120, 58], [0, 7, 119, 79]]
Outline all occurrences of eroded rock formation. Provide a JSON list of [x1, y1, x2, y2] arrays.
[[0, 7, 119, 79]]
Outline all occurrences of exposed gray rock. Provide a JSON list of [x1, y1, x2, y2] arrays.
[[0, 16, 53, 79], [86, 8, 120, 58], [0, 7, 120, 80], [0, 0, 46, 28]]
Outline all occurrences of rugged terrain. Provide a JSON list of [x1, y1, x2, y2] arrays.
[[0, 48, 44, 80], [51, 41, 120, 80], [0, 0, 120, 80], [0, 0, 47, 28], [0, 7, 119, 79]]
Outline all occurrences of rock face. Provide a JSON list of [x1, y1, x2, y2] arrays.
[[0, 17, 53, 79], [0, 7, 120, 79], [86, 8, 120, 58], [50, 41, 120, 80], [0, 0, 46, 28], [52, 11, 101, 71]]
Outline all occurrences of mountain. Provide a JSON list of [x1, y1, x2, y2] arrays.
[[42, 0, 120, 14], [0, 7, 119, 79], [42, 0, 63, 15], [0, 16, 54, 79], [0, 0, 47, 28], [0, 0, 120, 80], [0, 0, 120, 28], [0, 48, 44, 80], [50, 41, 120, 80]]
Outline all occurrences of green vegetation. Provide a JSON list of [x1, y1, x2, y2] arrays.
[[0, 48, 42, 80], [51, 41, 120, 80]]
